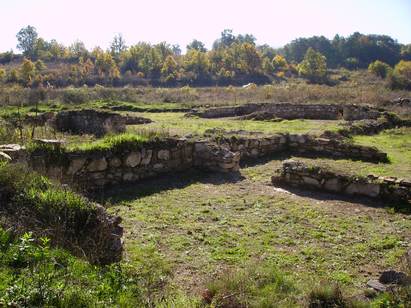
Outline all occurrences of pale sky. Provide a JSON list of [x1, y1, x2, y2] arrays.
[[1, 0, 411, 54]]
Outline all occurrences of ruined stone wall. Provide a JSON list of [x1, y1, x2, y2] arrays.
[[272, 160, 411, 204], [188, 103, 385, 121], [58, 138, 240, 189], [342, 104, 382, 121], [217, 133, 387, 162], [189, 103, 343, 120], [50, 109, 127, 136]]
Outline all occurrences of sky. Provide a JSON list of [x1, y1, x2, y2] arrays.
[[1, 0, 411, 54]]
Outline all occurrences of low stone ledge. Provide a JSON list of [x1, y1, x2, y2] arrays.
[[272, 160, 411, 204]]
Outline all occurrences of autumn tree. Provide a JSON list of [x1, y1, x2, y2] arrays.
[[395, 60, 411, 79], [81, 58, 94, 76], [184, 49, 210, 74], [162, 55, 178, 75], [16, 25, 38, 57], [272, 55, 288, 70], [95, 52, 116, 72], [297, 47, 327, 83], [20, 58, 35, 82], [241, 43, 261, 73]]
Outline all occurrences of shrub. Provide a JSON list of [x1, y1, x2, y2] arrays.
[[368, 60, 391, 78]]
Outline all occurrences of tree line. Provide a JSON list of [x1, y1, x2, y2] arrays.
[[1, 26, 410, 88]]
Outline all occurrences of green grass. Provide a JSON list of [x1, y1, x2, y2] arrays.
[[67, 131, 150, 152], [127, 113, 342, 137], [98, 162, 411, 306]]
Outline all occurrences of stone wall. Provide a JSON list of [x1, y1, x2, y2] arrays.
[[52, 138, 240, 189], [215, 132, 387, 162], [50, 109, 127, 136], [33, 131, 385, 189], [272, 160, 411, 204], [187, 103, 344, 120], [343, 104, 382, 121]]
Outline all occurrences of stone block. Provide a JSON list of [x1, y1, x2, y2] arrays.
[[141, 150, 152, 166], [123, 152, 142, 167], [298, 134, 309, 144], [194, 142, 208, 152], [123, 172, 139, 182], [89, 171, 106, 179], [86, 156, 107, 172], [315, 138, 330, 145], [158, 150, 170, 160], [109, 157, 122, 167], [93, 179, 111, 186], [323, 178, 343, 192], [67, 157, 87, 175], [345, 182, 381, 197], [218, 161, 238, 169], [289, 134, 299, 142], [303, 176, 321, 188], [171, 149, 182, 159]]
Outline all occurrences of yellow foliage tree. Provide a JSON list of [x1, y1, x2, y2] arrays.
[[20, 58, 35, 82]]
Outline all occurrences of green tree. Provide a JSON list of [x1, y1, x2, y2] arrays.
[[16, 25, 38, 57], [70, 40, 88, 59], [155, 42, 173, 60], [9, 68, 19, 81], [0, 50, 14, 64], [297, 47, 327, 83], [368, 60, 391, 78], [49, 39, 67, 59], [186, 39, 207, 53], [172, 44, 182, 55], [20, 58, 35, 82], [262, 57, 274, 74], [34, 60, 47, 73], [258, 45, 277, 61], [110, 33, 127, 58], [33, 38, 51, 59], [224, 42, 244, 72]]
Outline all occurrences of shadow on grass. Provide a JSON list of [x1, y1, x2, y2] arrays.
[[89, 151, 390, 207], [89, 168, 247, 206], [272, 182, 391, 209]]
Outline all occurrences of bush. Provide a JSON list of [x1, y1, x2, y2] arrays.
[[368, 60, 391, 78], [386, 68, 411, 90]]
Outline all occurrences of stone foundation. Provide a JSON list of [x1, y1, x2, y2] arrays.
[[272, 160, 411, 204], [186, 103, 383, 121]]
